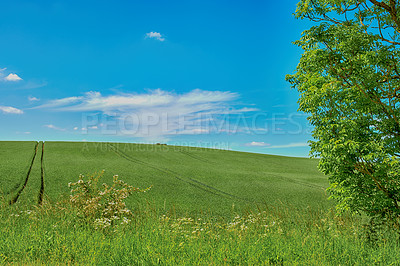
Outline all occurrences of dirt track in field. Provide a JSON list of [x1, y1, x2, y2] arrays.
[[9, 142, 39, 205], [38, 142, 45, 205], [108, 143, 254, 203]]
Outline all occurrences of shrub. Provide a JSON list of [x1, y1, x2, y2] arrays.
[[68, 170, 151, 230]]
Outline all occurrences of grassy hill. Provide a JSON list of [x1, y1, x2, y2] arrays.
[[0, 141, 331, 216], [2, 141, 400, 265]]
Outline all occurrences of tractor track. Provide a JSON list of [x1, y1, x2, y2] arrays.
[[38, 142, 45, 205], [267, 173, 326, 191], [177, 151, 324, 190], [178, 150, 213, 164], [9, 142, 39, 205], [3, 142, 39, 196], [109, 144, 222, 197], [108, 144, 254, 203]]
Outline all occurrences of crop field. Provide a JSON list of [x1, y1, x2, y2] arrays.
[[1, 141, 400, 264], [1, 141, 331, 216], [0, 141, 38, 203]]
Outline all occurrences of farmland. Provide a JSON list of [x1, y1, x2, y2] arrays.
[[1, 141, 330, 216], [1, 141, 399, 264], [0, 141, 37, 201]]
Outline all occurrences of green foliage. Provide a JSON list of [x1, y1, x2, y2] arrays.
[[287, 0, 400, 222], [68, 171, 151, 230]]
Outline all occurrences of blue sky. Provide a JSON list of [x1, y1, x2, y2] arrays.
[[0, 0, 315, 157]]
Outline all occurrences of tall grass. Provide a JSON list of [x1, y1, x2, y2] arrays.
[[1, 198, 399, 265]]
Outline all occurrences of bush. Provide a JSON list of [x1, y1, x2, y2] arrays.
[[68, 171, 151, 230]]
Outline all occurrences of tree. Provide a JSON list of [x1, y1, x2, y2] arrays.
[[286, 0, 400, 224]]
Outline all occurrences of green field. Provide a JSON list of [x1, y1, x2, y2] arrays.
[[1, 141, 330, 216], [2, 141, 399, 264], [0, 141, 37, 199]]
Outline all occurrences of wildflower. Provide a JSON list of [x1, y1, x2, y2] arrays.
[[69, 171, 151, 230], [121, 217, 131, 225], [240, 224, 248, 231]]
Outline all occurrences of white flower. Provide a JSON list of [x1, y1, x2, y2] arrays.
[[121, 217, 131, 225]]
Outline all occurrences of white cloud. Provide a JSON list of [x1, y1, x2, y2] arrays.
[[245, 141, 270, 147], [28, 96, 40, 102], [266, 142, 309, 149], [36, 89, 239, 112], [16, 131, 31, 134], [73, 127, 79, 130], [0, 67, 46, 90], [0, 68, 5, 78], [176, 128, 210, 135], [4, 73, 22, 81], [0, 106, 23, 114], [44, 124, 66, 131], [146, 32, 165, 41], [37, 89, 256, 139], [34, 96, 83, 109]]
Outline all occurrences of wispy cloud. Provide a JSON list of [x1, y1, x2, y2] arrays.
[[35, 96, 83, 109], [44, 124, 66, 131], [16, 131, 31, 135], [4, 73, 22, 81], [266, 142, 309, 149], [0, 81, 47, 90], [0, 68, 6, 78], [28, 96, 40, 102], [244, 141, 270, 147], [36, 89, 257, 140], [146, 32, 165, 41], [0, 106, 23, 114], [36, 89, 239, 112]]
